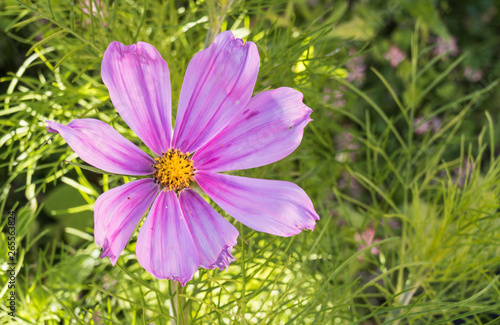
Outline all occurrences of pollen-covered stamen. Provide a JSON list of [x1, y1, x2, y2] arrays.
[[153, 149, 195, 191]]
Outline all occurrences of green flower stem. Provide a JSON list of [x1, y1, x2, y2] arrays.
[[204, 0, 235, 49]]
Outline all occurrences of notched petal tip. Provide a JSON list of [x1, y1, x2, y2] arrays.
[[297, 218, 319, 233], [214, 30, 255, 50], [167, 275, 193, 287], [107, 41, 133, 55], [145, 267, 195, 286], [100, 250, 118, 266], [148, 269, 194, 287], [100, 239, 118, 265], [280, 216, 318, 237], [45, 120, 58, 133], [106, 41, 163, 65], [208, 245, 236, 271]]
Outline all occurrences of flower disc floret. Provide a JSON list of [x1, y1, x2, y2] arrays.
[[153, 149, 195, 191]]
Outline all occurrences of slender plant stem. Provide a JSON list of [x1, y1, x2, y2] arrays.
[[240, 223, 246, 323], [177, 283, 186, 325], [204, 0, 235, 48]]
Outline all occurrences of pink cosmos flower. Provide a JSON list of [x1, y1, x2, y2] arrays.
[[46, 31, 319, 285]]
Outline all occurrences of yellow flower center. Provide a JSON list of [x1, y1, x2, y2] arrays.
[[153, 149, 195, 191]]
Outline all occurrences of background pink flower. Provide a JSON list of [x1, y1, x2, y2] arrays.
[[82, 0, 106, 26], [384, 45, 406, 67], [464, 66, 483, 82], [433, 36, 459, 57], [346, 48, 367, 85], [414, 116, 442, 135], [355, 226, 380, 261]]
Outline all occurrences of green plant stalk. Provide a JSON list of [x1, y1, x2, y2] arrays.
[[204, 0, 235, 48]]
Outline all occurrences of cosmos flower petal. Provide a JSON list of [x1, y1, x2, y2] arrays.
[[172, 31, 260, 153], [136, 190, 200, 285], [194, 88, 312, 172], [196, 171, 319, 237], [101, 41, 172, 155], [46, 119, 154, 175], [94, 178, 158, 265], [179, 189, 238, 270]]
